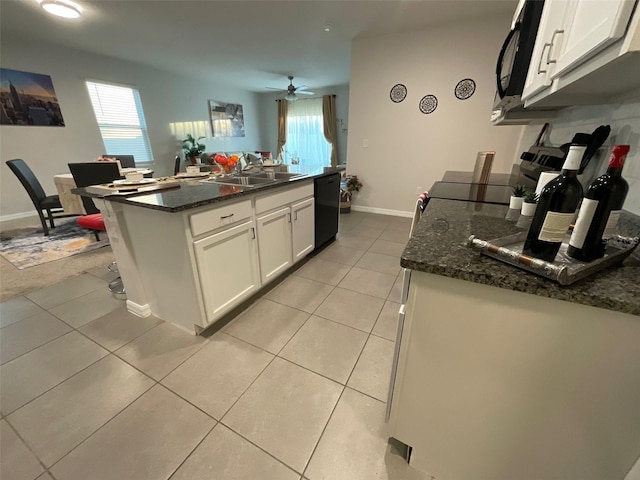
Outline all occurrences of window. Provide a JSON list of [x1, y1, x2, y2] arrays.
[[285, 97, 330, 170], [85, 80, 153, 163]]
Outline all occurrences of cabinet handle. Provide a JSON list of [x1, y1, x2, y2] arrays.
[[293, 211, 298, 221], [287, 213, 292, 223], [250, 227, 255, 239], [220, 213, 234, 219], [546, 29, 564, 65], [537, 43, 551, 74]]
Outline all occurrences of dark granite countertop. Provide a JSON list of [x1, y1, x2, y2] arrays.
[[441, 170, 517, 185], [74, 166, 339, 213], [401, 198, 640, 316]]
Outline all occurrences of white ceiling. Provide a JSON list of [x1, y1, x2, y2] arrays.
[[1, 0, 516, 92]]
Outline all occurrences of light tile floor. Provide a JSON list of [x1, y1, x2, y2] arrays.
[[0, 212, 430, 480]]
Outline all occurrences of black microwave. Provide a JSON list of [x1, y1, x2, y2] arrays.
[[494, 0, 545, 111]]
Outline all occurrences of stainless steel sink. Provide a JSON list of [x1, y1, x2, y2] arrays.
[[208, 176, 277, 187], [252, 172, 305, 180]]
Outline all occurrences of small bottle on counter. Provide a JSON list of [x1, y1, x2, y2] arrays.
[[567, 145, 630, 262], [522, 144, 585, 262]]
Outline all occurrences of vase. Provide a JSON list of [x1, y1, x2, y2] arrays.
[[188, 155, 198, 165], [340, 200, 351, 214], [217, 163, 235, 174], [509, 195, 524, 210], [521, 201, 538, 216]]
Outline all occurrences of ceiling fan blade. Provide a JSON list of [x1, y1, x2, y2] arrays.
[[295, 85, 309, 91], [297, 90, 315, 95], [265, 87, 287, 91]]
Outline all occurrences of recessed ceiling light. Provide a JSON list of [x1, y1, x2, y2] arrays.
[[323, 24, 332, 32], [39, 0, 83, 19]]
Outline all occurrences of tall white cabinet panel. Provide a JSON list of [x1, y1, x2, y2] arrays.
[[193, 220, 259, 324], [257, 207, 293, 284], [291, 198, 315, 263], [553, 0, 636, 78], [522, 0, 570, 100]]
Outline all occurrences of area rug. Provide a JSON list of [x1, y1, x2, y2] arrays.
[[0, 218, 109, 269]]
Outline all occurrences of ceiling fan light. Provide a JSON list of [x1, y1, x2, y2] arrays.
[[40, 0, 83, 19], [285, 93, 297, 102]]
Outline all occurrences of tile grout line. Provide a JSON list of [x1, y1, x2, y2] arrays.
[[0, 296, 47, 329], [212, 265, 351, 476], [217, 418, 308, 478], [3, 414, 51, 478], [24, 274, 111, 311], [43, 380, 162, 473], [1, 337, 109, 417], [0, 326, 71, 367], [165, 421, 218, 480], [300, 385, 348, 479], [305, 310, 378, 336]]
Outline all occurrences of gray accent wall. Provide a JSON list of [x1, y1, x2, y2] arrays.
[[1, 35, 263, 219]]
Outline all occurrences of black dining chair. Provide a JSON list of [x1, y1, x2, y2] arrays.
[[68, 162, 122, 215], [6, 159, 77, 236], [174, 155, 181, 175], [103, 154, 135, 168]]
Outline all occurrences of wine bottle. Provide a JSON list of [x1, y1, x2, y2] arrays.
[[522, 144, 585, 262], [568, 145, 630, 261]]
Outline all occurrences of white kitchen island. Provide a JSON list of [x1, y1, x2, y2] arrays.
[[86, 174, 327, 334]]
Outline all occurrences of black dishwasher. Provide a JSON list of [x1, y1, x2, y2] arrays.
[[314, 172, 340, 249]]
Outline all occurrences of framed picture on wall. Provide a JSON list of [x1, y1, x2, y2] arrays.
[[208, 100, 245, 137], [0, 68, 65, 126]]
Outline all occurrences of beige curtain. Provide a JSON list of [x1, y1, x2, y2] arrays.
[[276, 99, 288, 160], [322, 95, 338, 167]]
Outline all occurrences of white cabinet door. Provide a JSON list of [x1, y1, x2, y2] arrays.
[[522, 0, 570, 100], [193, 220, 259, 324], [553, 0, 636, 78], [256, 207, 292, 284], [291, 198, 314, 263]]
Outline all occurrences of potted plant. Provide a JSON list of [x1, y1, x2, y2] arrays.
[[181, 134, 206, 165], [340, 174, 363, 213], [509, 184, 526, 209], [521, 191, 539, 216]]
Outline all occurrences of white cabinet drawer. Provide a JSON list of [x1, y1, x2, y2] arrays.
[[189, 199, 252, 237], [255, 182, 313, 215]]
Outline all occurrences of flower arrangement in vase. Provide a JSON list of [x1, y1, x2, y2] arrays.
[[340, 174, 363, 213]]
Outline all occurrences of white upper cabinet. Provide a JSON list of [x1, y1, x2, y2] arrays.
[[523, 0, 640, 107], [522, 0, 570, 100], [553, 0, 637, 78]]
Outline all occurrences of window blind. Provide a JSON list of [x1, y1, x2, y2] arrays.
[[86, 81, 153, 163]]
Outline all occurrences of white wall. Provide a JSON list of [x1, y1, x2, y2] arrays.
[[0, 35, 263, 219], [517, 102, 640, 216], [258, 85, 350, 165], [346, 15, 524, 215]]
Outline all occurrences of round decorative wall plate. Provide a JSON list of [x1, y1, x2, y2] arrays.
[[454, 78, 476, 100], [419, 95, 438, 114], [390, 84, 407, 103]]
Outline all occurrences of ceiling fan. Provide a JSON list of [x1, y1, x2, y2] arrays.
[[266, 76, 314, 101]]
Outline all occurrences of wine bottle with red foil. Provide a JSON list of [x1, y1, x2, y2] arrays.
[[568, 145, 630, 261], [523, 144, 585, 262]]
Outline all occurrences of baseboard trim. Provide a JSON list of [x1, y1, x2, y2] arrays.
[[126, 299, 152, 318], [0, 210, 38, 223], [351, 205, 414, 218]]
